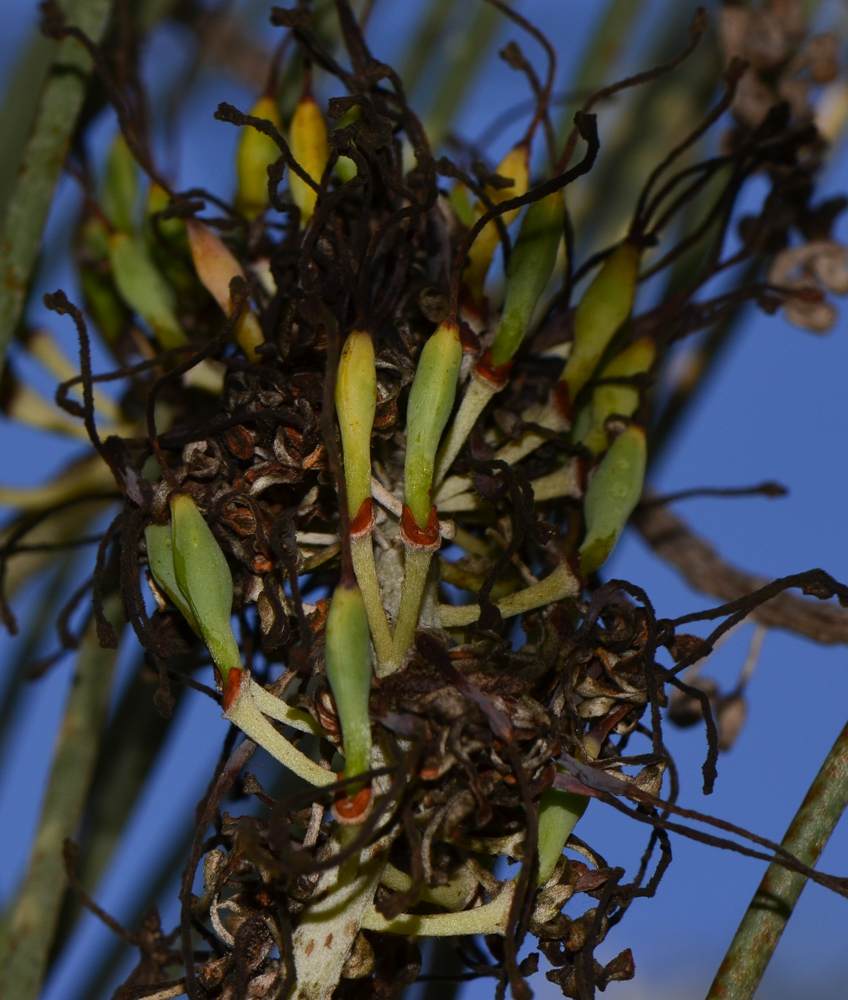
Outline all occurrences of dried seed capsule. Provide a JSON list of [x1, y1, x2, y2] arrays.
[[404, 320, 462, 529], [560, 241, 641, 403], [289, 94, 329, 225], [236, 94, 283, 219], [490, 189, 565, 368], [144, 522, 199, 634], [170, 493, 242, 683], [576, 335, 656, 455], [185, 218, 264, 362], [108, 231, 187, 350], [102, 133, 138, 234], [325, 581, 373, 784], [463, 143, 530, 308], [335, 329, 377, 517], [578, 424, 646, 575]]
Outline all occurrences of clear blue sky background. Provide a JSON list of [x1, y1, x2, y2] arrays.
[[1, 2, 847, 998]]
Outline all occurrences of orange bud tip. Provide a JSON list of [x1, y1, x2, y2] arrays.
[[399, 504, 441, 550], [475, 348, 513, 388], [349, 497, 376, 539], [222, 667, 245, 712], [459, 322, 482, 354], [553, 380, 572, 422], [333, 778, 373, 825]]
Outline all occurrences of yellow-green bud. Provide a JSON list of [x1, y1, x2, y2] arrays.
[[289, 94, 329, 225], [579, 424, 646, 575], [236, 95, 284, 219], [336, 329, 377, 517], [404, 320, 462, 529], [561, 242, 640, 402], [577, 336, 656, 455], [324, 581, 373, 783], [490, 190, 565, 368], [463, 143, 530, 307]]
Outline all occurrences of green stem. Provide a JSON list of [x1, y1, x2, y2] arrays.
[[383, 547, 433, 676], [433, 376, 501, 487], [249, 678, 320, 734], [224, 676, 335, 787], [0, 0, 114, 370], [439, 560, 579, 629], [362, 882, 514, 937], [436, 398, 568, 505], [351, 534, 394, 666], [706, 718, 848, 1000]]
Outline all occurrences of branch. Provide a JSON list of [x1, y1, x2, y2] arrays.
[[633, 495, 848, 645]]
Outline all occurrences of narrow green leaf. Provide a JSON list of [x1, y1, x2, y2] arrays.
[[420, 1, 507, 150], [0, 598, 121, 1000], [706, 717, 848, 1000], [0, 0, 115, 373], [49, 657, 181, 957]]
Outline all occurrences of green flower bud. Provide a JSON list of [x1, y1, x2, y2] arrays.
[[490, 190, 565, 368], [336, 329, 376, 517], [536, 787, 589, 885], [463, 143, 530, 308], [102, 133, 138, 234], [325, 581, 373, 782], [108, 231, 187, 350], [236, 95, 284, 219], [404, 320, 462, 529], [170, 493, 241, 683], [579, 424, 646, 575], [577, 335, 656, 455], [144, 522, 199, 634], [561, 242, 640, 402]]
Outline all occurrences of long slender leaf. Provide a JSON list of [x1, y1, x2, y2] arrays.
[[0, 32, 56, 228], [49, 656, 183, 960], [422, 2, 507, 150], [706, 718, 848, 1000], [0, 0, 114, 372], [0, 597, 122, 1000]]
